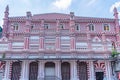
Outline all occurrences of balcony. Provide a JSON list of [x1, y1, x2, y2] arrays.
[[45, 29, 56, 34]]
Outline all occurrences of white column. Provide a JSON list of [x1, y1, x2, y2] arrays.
[[2, 61, 11, 80], [38, 61, 45, 80], [105, 61, 112, 80], [89, 61, 95, 80], [20, 60, 29, 80], [70, 60, 77, 80], [55, 61, 61, 79]]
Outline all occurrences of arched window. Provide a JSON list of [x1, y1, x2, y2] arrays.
[[44, 24, 49, 29], [13, 23, 19, 31], [60, 24, 64, 29], [11, 62, 21, 80], [75, 24, 80, 31], [61, 62, 70, 80], [104, 24, 109, 31], [88, 24, 94, 31], [29, 62, 38, 80]]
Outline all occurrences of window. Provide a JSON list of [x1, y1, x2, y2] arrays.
[[75, 24, 80, 31], [59, 24, 64, 29], [30, 36, 39, 42], [12, 42, 24, 50], [61, 36, 70, 50], [31, 25, 34, 29], [0, 44, 8, 51], [44, 24, 49, 29], [104, 24, 109, 31], [13, 23, 19, 31], [29, 36, 39, 50], [88, 24, 94, 31], [44, 36, 55, 50], [76, 42, 88, 50]]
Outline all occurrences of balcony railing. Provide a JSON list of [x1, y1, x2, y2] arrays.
[[0, 42, 113, 52]]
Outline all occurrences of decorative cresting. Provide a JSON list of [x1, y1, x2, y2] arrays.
[[77, 62, 88, 80], [11, 62, 21, 80], [94, 62, 105, 74], [61, 62, 70, 80], [29, 62, 38, 80]]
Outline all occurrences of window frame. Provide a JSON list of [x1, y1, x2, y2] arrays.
[[88, 23, 95, 31], [13, 23, 19, 31], [44, 24, 49, 29], [59, 23, 64, 29], [75, 23, 80, 31], [103, 23, 110, 31]]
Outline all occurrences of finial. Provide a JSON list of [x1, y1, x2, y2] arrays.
[[26, 11, 32, 19], [114, 7, 118, 14], [70, 12, 74, 20], [5, 5, 9, 13]]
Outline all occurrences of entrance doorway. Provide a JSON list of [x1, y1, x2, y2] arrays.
[[61, 62, 70, 80], [11, 62, 21, 80], [96, 72, 104, 80], [29, 62, 38, 80], [77, 62, 88, 80], [45, 62, 55, 79]]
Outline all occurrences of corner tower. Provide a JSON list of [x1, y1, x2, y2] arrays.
[[2, 5, 9, 37]]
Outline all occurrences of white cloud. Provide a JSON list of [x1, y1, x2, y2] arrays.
[[110, 1, 120, 13], [87, 0, 96, 6], [52, 0, 72, 10]]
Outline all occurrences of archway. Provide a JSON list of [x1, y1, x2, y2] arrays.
[[29, 62, 38, 80], [77, 62, 88, 80], [45, 62, 55, 78], [11, 62, 21, 80], [61, 62, 70, 80]]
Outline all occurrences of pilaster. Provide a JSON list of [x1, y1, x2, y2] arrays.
[[70, 60, 78, 80], [38, 61, 45, 80], [20, 60, 29, 80], [2, 61, 11, 80], [55, 61, 61, 79], [70, 35, 75, 51], [89, 61, 95, 80], [105, 61, 112, 80], [39, 37, 44, 51]]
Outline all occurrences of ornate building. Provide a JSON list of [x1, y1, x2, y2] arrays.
[[0, 5, 120, 80]]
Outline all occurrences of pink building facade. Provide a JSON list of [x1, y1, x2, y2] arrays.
[[0, 5, 120, 80]]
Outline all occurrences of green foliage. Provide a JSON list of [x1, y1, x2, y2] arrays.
[[111, 49, 119, 57], [2, 53, 5, 59], [0, 26, 2, 32]]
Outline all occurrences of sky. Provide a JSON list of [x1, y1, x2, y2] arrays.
[[0, 0, 120, 27]]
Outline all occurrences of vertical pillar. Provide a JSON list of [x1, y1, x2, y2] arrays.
[[89, 61, 95, 80], [38, 61, 45, 80], [39, 37, 44, 50], [56, 36, 60, 51], [3, 61, 11, 80], [102, 33, 107, 51], [70, 36, 75, 51], [55, 61, 61, 79], [8, 42, 12, 50], [24, 37, 29, 50], [70, 60, 77, 80], [20, 61, 29, 80], [105, 61, 112, 80], [86, 26, 92, 51]]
